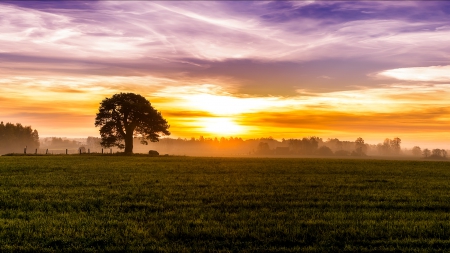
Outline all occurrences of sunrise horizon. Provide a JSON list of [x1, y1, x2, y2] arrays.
[[2, 1, 450, 150]]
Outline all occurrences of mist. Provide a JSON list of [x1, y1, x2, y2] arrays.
[[27, 136, 449, 161]]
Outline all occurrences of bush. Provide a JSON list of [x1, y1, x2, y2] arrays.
[[316, 146, 333, 156], [148, 150, 159, 156]]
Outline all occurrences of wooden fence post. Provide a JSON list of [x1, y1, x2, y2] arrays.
[[66, 149, 68, 155], [24, 147, 26, 154], [46, 149, 48, 155], [102, 148, 103, 154], [35, 149, 37, 154]]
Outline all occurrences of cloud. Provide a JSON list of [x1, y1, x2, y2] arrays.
[[2, 1, 450, 66], [1, 0, 449, 102], [163, 110, 217, 118], [241, 107, 450, 133], [2, 1, 450, 95], [378, 65, 450, 82]]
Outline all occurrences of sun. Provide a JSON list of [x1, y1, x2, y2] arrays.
[[201, 117, 244, 135]]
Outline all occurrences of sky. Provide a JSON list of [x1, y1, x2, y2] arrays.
[[1, 1, 450, 149]]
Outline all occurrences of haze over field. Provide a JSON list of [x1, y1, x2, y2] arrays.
[[1, 1, 450, 148]]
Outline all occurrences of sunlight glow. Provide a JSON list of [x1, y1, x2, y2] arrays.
[[156, 84, 289, 116], [186, 94, 274, 115], [201, 117, 244, 135]]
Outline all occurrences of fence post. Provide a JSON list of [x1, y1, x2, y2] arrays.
[[46, 149, 48, 155], [35, 149, 37, 154], [102, 148, 103, 154], [79, 148, 81, 155], [88, 149, 90, 154], [24, 147, 26, 154], [110, 148, 112, 154], [66, 149, 68, 155]]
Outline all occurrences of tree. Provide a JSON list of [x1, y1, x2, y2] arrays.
[[377, 137, 401, 156], [86, 136, 102, 150], [411, 146, 421, 157], [46, 137, 80, 149], [0, 122, 39, 154], [95, 93, 170, 154], [317, 146, 333, 156], [390, 137, 401, 155], [377, 138, 391, 155], [256, 142, 271, 155], [423, 148, 431, 158], [326, 138, 342, 151], [353, 137, 367, 156], [431, 149, 442, 157], [288, 137, 321, 155]]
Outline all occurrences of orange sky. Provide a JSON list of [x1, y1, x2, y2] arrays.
[[1, 1, 450, 149]]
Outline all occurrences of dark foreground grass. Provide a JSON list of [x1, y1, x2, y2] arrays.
[[0, 156, 450, 252]]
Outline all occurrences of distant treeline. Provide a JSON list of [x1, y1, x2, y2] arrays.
[[254, 137, 401, 157], [81, 136, 447, 158], [0, 122, 39, 154], [1, 123, 444, 158], [41, 137, 83, 149]]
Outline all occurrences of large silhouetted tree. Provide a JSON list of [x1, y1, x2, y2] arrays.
[[95, 93, 170, 154]]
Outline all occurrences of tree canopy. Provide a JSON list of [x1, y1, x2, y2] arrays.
[[95, 93, 170, 154], [0, 122, 39, 154]]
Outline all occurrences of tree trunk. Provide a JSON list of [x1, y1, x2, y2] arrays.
[[124, 133, 134, 154]]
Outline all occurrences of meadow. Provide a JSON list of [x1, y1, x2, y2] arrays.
[[0, 156, 450, 252]]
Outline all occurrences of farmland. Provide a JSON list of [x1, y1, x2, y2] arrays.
[[0, 156, 450, 252]]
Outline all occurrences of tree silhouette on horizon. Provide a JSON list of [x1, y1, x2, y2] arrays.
[[95, 93, 170, 154]]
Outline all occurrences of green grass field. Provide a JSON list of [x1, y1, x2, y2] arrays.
[[0, 156, 450, 252]]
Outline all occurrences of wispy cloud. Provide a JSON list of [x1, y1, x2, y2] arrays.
[[3, 1, 449, 66]]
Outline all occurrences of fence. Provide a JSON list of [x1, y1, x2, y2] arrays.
[[23, 148, 116, 155]]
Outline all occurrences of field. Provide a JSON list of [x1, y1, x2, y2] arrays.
[[0, 156, 450, 252]]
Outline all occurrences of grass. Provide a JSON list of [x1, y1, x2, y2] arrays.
[[0, 156, 450, 252]]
